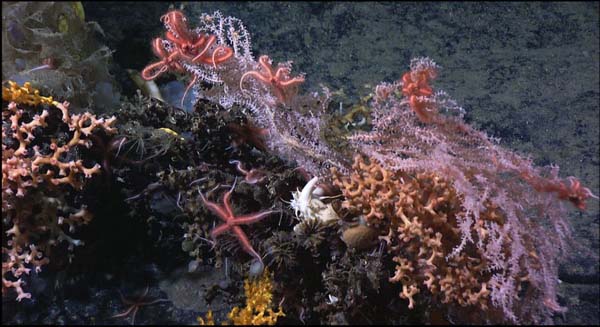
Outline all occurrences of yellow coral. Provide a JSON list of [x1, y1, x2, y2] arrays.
[[2, 81, 59, 107], [198, 269, 285, 325], [197, 310, 215, 325]]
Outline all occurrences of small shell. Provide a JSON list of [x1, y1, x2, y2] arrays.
[[341, 225, 378, 250]]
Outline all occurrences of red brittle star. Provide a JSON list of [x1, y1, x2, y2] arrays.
[[141, 10, 233, 106], [199, 179, 277, 265], [229, 160, 267, 184], [239, 55, 305, 104], [401, 67, 437, 123], [112, 286, 170, 325]]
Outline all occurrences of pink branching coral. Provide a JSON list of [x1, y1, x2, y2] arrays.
[[2, 81, 116, 301]]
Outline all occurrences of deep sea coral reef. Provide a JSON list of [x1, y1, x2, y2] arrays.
[[136, 10, 595, 324], [2, 5, 597, 326]]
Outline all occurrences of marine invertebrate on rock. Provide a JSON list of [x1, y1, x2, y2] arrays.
[[198, 269, 285, 325], [292, 217, 331, 255], [260, 231, 297, 271], [112, 286, 170, 325], [340, 223, 379, 251], [199, 179, 277, 265], [288, 177, 340, 234]]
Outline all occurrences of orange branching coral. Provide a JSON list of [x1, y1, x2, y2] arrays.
[[2, 81, 117, 194], [331, 155, 539, 320], [2, 81, 116, 301], [198, 269, 285, 325]]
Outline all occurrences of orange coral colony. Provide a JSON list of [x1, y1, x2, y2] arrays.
[[331, 155, 540, 316]]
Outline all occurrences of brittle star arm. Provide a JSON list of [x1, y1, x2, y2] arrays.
[[232, 225, 263, 264], [230, 210, 278, 225], [141, 61, 169, 80], [274, 67, 290, 80], [222, 178, 238, 217], [211, 46, 233, 68], [210, 223, 232, 239], [278, 77, 305, 87], [199, 191, 230, 222], [239, 71, 270, 91], [181, 74, 198, 107], [258, 55, 275, 76], [191, 35, 216, 63], [112, 306, 136, 319]]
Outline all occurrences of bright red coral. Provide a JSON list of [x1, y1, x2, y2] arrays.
[[239, 55, 305, 104]]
